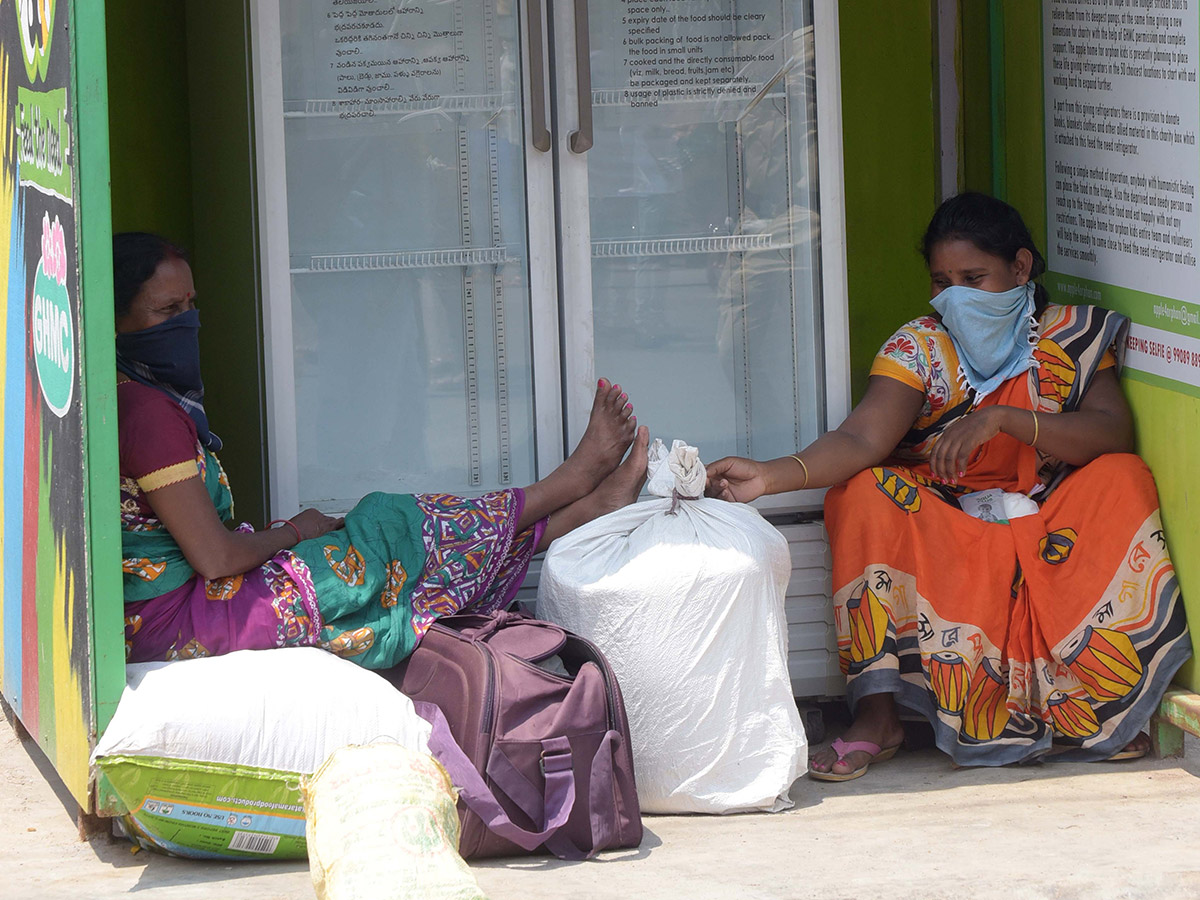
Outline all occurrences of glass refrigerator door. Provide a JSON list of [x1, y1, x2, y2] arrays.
[[254, 0, 550, 513], [555, 0, 847, 500]]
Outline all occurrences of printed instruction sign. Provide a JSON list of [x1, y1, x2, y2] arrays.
[[1043, 0, 1200, 392]]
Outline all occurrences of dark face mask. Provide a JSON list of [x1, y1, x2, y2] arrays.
[[116, 309, 222, 450]]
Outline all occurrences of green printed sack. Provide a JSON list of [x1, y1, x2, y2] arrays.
[[91, 648, 431, 860]]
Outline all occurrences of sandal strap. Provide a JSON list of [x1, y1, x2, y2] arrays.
[[830, 737, 883, 761]]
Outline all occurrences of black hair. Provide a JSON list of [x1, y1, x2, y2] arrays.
[[921, 192, 1049, 311], [113, 232, 189, 318]]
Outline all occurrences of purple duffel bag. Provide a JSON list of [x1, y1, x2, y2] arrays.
[[382, 610, 643, 859]]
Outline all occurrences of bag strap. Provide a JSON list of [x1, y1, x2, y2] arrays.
[[414, 701, 576, 852], [544, 730, 621, 860]]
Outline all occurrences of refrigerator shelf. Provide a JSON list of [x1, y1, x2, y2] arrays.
[[591, 233, 778, 258], [282, 94, 512, 119], [289, 234, 779, 273], [591, 84, 779, 108], [290, 246, 509, 274], [280, 86, 785, 121]]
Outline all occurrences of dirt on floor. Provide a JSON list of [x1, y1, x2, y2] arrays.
[[4, 707, 1200, 900]]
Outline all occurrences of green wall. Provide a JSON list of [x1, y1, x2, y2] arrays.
[[106, 0, 268, 527], [990, 1, 1200, 689], [838, 0, 941, 399], [184, 4, 269, 528], [960, 1, 993, 193], [106, 2, 194, 247]]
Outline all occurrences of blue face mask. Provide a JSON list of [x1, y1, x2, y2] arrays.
[[115, 308, 222, 450], [929, 281, 1037, 401]]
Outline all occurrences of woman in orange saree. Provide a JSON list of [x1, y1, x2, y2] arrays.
[[706, 193, 1190, 778]]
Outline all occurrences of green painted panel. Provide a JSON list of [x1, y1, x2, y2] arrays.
[[105, 1, 194, 246], [104, 1, 268, 526], [185, 1, 268, 529], [838, 1, 939, 400], [75, 0, 125, 738], [961, 0, 994, 192], [1000, 1, 1046, 256], [1125, 379, 1200, 690]]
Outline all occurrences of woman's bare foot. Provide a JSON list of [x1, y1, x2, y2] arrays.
[[516, 379, 638, 533], [589, 425, 650, 515], [562, 379, 638, 491], [535, 427, 650, 550], [809, 693, 905, 778]]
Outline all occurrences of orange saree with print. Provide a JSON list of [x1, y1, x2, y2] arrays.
[[826, 304, 1190, 763]]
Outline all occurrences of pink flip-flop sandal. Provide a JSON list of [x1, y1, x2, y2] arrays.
[[1105, 732, 1150, 761], [809, 737, 901, 782]]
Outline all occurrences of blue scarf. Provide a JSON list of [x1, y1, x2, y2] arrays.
[[115, 309, 222, 451], [930, 282, 1038, 401]]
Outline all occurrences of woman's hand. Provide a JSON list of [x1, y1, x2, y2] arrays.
[[705, 456, 768, 503], [143, 476, 336, 580], [290, 508, 345, 541], [928, 406, 1005, 483]]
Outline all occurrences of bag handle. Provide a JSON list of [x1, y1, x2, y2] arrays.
[[444, 611, 568, 661], [415, 702, 576, 852], [544, 730, 621, 860], [483, 731, 624, 860]]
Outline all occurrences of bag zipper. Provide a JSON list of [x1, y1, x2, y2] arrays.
[[567, 635, 620, 733], [433, 620, 498, 736], [478, 631, 497, 735]]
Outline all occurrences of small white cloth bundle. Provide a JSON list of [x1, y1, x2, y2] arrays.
[[644, 438, 707, 503]]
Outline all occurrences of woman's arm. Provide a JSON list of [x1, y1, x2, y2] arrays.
[[143, 475, 344, 580], [928, 367, 1133, 481], [706, 375, 926, 502]]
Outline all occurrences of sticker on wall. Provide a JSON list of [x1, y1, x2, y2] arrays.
[[16, 86, 71, 201], [31, 210, 73, 417], [17, 0, 56, 82]]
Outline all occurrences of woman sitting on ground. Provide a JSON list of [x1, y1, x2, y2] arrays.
[[116, 232, 649, 666], [706, 192, 1190, 778]]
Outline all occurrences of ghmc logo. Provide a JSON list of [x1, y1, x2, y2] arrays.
[[17, 0, 56, 83]]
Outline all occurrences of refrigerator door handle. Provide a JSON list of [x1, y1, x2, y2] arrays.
[[568, 0, 593, 153], [526, 0, 551, 151]]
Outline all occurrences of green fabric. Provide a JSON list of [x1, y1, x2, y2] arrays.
[[291, 492, 428, 668], [121, 449, 233, 603]]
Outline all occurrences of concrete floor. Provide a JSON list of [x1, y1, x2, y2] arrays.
[[4, 712, 1200, 900]]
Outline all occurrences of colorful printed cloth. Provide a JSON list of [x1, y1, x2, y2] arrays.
[[827, 303, 1190, 763], [119, 381, 546, 668]]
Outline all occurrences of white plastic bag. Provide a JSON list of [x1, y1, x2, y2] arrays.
[[537, 441, 807, 814], [958, 488, 1039, 523], [304, 743, 487, 900]]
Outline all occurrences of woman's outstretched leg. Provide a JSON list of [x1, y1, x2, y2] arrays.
[[535, 426, 649, 551], [516, 379, 637, 533]]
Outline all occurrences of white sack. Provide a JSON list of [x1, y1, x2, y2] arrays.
[[94, 647, 431, 771], [537, 471, 807, 814], [92, 648, 432, 859]]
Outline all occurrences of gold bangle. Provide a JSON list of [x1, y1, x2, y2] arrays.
[[789, 454, 810, 489], [1029, 410, 1040, 447]]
